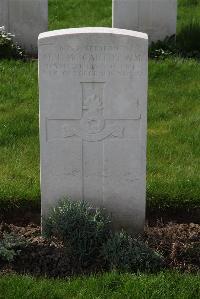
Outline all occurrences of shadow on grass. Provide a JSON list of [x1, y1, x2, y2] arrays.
[[0, 197, 200, 226], [177, 21, 200, 57], [180, 0, 199, 7], [150, 21, 200, 59], [0, 199, 40, 225]]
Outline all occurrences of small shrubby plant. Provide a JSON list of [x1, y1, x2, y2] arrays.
[[43, 199, 111, 267], [102, 230, 164, 273], [149, 35, 176, 60], [0, 26, 24, 59], [0, 233, 27, 262], [44, 199, 165, 273]]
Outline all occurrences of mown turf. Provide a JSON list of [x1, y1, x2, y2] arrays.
[[0, 0, 199, 211], [148, 58, 200, 209], [178, 0, 200, 33], [0, 271, 199, 299], [0, 1, 200, 297], [0, 60, 39, 206], [49, 0, 112, 30]]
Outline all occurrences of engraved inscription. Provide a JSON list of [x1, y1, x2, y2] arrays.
[[41, 44, 145, 78]]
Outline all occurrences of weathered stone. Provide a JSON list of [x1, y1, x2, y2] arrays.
[[0, 0, 48, 55], [0, 0, 9, 29], [39, 28, 148, 232], [113, 0, 177, 43]]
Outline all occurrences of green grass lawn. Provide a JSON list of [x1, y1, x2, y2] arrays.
[[49, 0, 112, 30], [0, 271, 199, 299], [0, 0, 200, 211], [0, 0, 200, 297], [178, 0, 200, 33], [148, 58, 200, 209]]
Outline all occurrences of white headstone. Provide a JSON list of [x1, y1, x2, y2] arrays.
[[39, 28, 148, 232], [113, 0, 177, 43], [0, 0, 48, 55], [0, 0, 9, 29]]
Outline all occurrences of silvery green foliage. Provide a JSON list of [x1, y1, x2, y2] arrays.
[[43, 199, 111, 267], [102, 230, 164, 273], [0, 233, 27, 262], [149, 35, 176, 60], [0, 26, 24, 59]]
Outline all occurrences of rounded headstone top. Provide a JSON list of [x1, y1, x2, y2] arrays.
[[38, 27, 148, 41]]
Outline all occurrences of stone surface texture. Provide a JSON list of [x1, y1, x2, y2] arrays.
[[39, 28, 148, 232], [0, 0, 48, 55], [113, 0, 177, 43], [0, 0, 9, 29]]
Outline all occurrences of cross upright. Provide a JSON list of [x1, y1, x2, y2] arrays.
[[46, 81, 141, 204]]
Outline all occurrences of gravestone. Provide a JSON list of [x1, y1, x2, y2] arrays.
[[0, 0, 9, 30], [39, 28, 148, 232], [113, 0, 177, 43], [0, 0, 48, 55]]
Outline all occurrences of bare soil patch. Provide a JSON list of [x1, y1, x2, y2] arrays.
[[144, 222, 200, 273], [0, 221, 199, 277]]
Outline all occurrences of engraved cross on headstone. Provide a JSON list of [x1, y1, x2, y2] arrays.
[[63, 82, 124, 142], [46, 82, 141, 202]]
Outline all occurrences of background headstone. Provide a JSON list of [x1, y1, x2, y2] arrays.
[[0, 0, 9, 29], [0, 0, 48, 55], [39, 28, 148, 232], [113, 0, 177, 43]]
